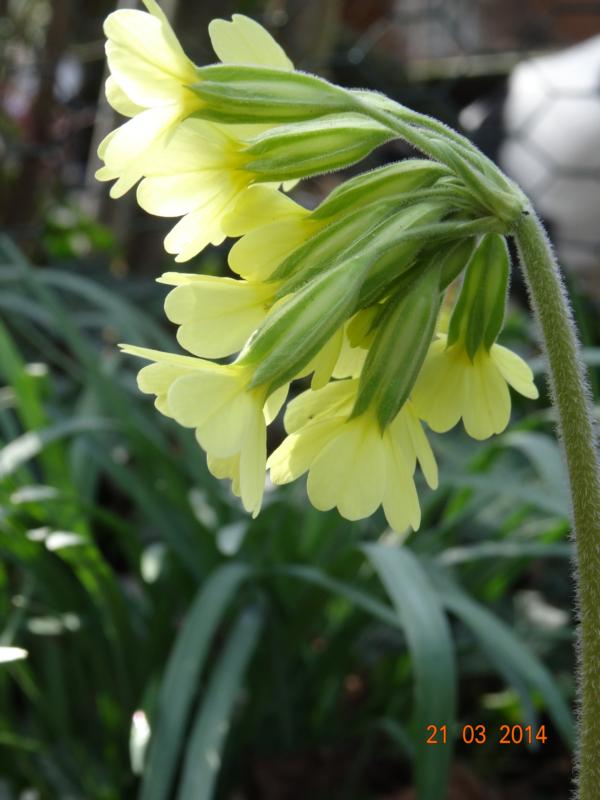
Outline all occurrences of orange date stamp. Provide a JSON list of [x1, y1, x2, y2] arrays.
[[426, 724, 548, 745]]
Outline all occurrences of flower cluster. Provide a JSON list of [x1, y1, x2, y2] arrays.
[[103, 2, 538, 532]]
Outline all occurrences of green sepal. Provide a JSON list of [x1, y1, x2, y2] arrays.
[[356, 203, 447, 306], [352, 264, 442, 428], [447, 233, 510, 358], [243, 115, 392, 181], [272, 204, 401, 295], [241, 255, 372, 392], [312, 160, 451, 220], [360, 236, 475, 312], [190, 65, 352, 124], [439, 238, 478, 289]]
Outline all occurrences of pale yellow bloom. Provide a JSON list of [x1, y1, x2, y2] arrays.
[[158, 271, 275, 359], [268, 380, 437, 531], [97, 0, 200, 198], [98, 3, 297, 244], [120, 344, 286, 516], [208, 14, 293, 70], [226, 195, 321, 281], [412, 334, 539, 440], [297, 316, 369, 389], [133, 119, 302, 262]]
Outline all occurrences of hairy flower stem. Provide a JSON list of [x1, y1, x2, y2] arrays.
[[361, 90, 599, 789], [514, 209, 600, 799]]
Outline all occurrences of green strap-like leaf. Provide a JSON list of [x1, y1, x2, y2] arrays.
[[140, 563, 251, 800], [431, 569, 574, 746], [363, 544, 457, 800], [177, 604, 264, 800]]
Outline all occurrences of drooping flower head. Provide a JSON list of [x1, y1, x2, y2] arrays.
[[105, 6, 540, 533]]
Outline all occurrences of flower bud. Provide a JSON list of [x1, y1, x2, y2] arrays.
[[447, 233, 510, 358], [190, 64, 353, 123], [243, 115, 392, 181], [241, 255, 373, 392], [352, 264, 442, 428]]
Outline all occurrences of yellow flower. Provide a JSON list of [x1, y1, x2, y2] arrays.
[[223, 190, 319, 280], [158, 271, 276, 358], [120, 344, 287, 516], [96, 0, 200, 198], [268, 380, 437, 531], [412, 334, 539, 440], [98, 4, 295, 224], [133, 119, 301, 262]]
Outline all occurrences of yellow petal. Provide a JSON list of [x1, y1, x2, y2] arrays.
[[264, 383, 289, 424], [119, 343, 214, 369], [207, 452, 240, 487], [143, 118, 238, 177], [283, 379, 357, 434], [228, 218, 315, 281], [332, 326, 367, 379], [404, 403, 438, 490], [411, 341, 466, 433], [164, 277, 272, 358], [382, 437, 421, 532], [105, 76, 144, 117], [221, 186, 308, 237], [102, 105, 182, 174], [239, 409, 267, 516], [306, 416, 386, 520], [164, 207, 226, 263], [137, 171, 233, 218], [208, 14, 293, 70], [136, 362, 197, 416], [268, 417, 342, 484], [104, 9, 196, 107], [462, 353, 511, 440], [309, 328, 344, 389], [168, 370, 254, 458], [491, 344, 539, 400], [97, 129, 117, 161]]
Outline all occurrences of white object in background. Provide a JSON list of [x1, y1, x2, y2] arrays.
[[500, 36, 600, 294]]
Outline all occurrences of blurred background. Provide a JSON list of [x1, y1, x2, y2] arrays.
[[1, 1, 600, 798]]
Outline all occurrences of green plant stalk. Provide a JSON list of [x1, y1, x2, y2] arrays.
[[514, 209, 600, 799], [362, 90, 600, 800], [357, 91, 600, 793]]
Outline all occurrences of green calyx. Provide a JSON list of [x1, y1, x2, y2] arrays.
[[190, 65, 352, 123], [243, 115, 393, 181], [241, 255, 373, 393], [311, 160, 452, 220], [352, 263, 442, 428], [447, 233, 510, 359]]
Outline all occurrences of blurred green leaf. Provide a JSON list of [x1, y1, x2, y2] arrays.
[[177, 604, 264, 800], [364, 544, 456, 800], [431, 569, 574, 746], [140, 563, 251, 800]]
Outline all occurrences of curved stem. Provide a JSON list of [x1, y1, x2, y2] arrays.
[[514, 209, 600, 800], [355, 97, 523, 222]]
